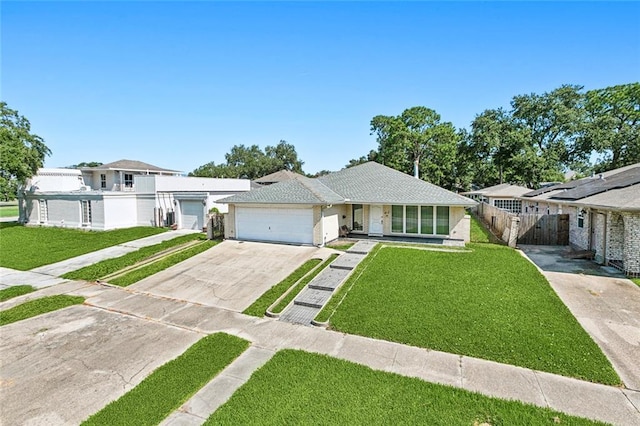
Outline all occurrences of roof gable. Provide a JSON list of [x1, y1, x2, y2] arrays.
[[221, 162, 475, 206]]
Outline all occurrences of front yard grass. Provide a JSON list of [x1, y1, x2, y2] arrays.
[[205, 350, 603, 425], [470, 213, 502, 244], [83, 333, 249, 426], [62, 233, 206, 281], [0, 295, 85, 326], [632, 278, 640, 287], [0, 285, 36, 302], [271, 253, 339, 314], [324, 244, 620, 385], [0, 205, 19, 218], [109, 241, 217, 286], [243, 258, 322, 317], [0, 225, 166, 270]]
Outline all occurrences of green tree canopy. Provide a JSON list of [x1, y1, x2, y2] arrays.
[[190, 140, 305, 179], [369, 106, 462, 189], [67, 162, 103, 168], [0, 102, 51, 200], [582, 82, 640, 172]]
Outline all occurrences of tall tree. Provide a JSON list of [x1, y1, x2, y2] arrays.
[[190, 140, 305, 179], [371, 106, 461, 188], [68, 161, 103, 168], [582, 82, 640, 172], [0, 102, 51, 200]]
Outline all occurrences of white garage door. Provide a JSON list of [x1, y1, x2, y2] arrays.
[[181, 201, 204, 230], [236, 206, 313, 244]]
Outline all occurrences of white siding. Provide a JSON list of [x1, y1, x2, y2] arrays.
[[322, 205, 341, 244]]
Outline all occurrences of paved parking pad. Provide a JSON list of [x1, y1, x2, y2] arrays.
[[130, 240, 327, 311], [0, 305, 200, 425]]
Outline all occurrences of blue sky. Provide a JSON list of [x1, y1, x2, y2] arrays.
[[3, 1, 639, 175]]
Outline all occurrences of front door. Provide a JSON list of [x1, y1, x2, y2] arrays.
[[369, 204, 383, 236]]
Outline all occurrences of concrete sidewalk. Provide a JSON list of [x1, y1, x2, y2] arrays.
[[29, 229, 200, 278], [77, 284, 639, 426]]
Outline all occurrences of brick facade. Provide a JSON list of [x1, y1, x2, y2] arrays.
[[622, 213, 640, 275]]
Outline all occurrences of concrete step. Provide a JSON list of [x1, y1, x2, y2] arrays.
[[308, 268, 350, 291], [330, 253, 365, 270], [347, 240, 378, 255], [279, 304, 318, 325], [294, 288, 333, 309]]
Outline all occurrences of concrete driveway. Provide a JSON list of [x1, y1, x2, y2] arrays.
[[520, 245, 640, 391], [130, 240, 331, 312], [0, 304, 200, 425]]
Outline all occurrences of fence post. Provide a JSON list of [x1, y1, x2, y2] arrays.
[[508, 216, 520, 247]]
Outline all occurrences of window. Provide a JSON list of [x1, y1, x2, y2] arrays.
[[391, 205, 403, 233], [124, 173, 134, 188], [100, 174, 106, 189], [405, 206, 419, 234], [38, 200, 48, 223], [420, 206, 433, 234], [352, 204, 363, 231], [391, 205, 450, 236], [81, 200, 92, 225], [493, 199, 522, 214], [577, 209, 585, 228], [436, 206, 449, 235]]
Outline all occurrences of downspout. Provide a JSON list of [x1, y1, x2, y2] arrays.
[[320, 205, 325, 247]]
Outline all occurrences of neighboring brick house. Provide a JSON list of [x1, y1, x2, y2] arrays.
[[519, 163, 640, 276]]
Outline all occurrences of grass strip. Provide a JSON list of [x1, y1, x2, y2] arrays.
[[206, 350, 603, 425], [83, 333, 249, 426], [632, 278, 640, 287], [271, 254, 339, 314], [0, 295, 85, 326], [314, 244, 382, 323], [62, 234, 206, 281], [328, 244, 620, 385], [327, 243, 354, 251], [0, 205, 19, 218], [109, 241, 217, 287], [243, 258, 322, 317], [469, 213, 503, 244], [0, 226, 166, 271], [0, 285, 36, 302]]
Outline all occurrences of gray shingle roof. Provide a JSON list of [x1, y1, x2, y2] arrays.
[[221, 162, 476, 206], [254, 170, 305, 184], [83, 159, 179, 173], [221, 175, 344, 205], [461, 183, 532, 198]]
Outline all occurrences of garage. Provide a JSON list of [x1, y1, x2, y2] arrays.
[[236, 206, 314, 244], [180, 200, 204, 230]]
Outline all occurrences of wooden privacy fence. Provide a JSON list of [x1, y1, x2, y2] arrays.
[[517, 213, 569, 245], [475, 202, 569, 247]]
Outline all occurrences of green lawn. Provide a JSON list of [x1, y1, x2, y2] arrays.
[[0, 205, 19, 218], [0, 225, 166, 270], [0, 295, 85, 326], [0, 285, 36, 302], [632, 278, 640, 287], [323, 244, 619, 385], [271, 253, 339, 313], [62, 233, 206, 281], [470, 213, 501, 244], [326, 242, 355, 251], [83, 333, 249, 426], [206, 350, 603, 425], [243, 258, 322, 317], [109, 241, 217, 286]]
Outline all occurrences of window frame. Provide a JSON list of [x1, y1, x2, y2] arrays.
[[100, 174, 107, 189], [391, 205, 450, 236], [124, 173, 134, 188], [81, 200, 92, 226], [352, 204, 364, 232]]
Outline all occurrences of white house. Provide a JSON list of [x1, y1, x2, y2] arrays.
[[220, 162, 476, 246], [19, 159, 250, 231]]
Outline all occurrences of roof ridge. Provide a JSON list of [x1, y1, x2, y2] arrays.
[[296, 175, 344, 203]]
